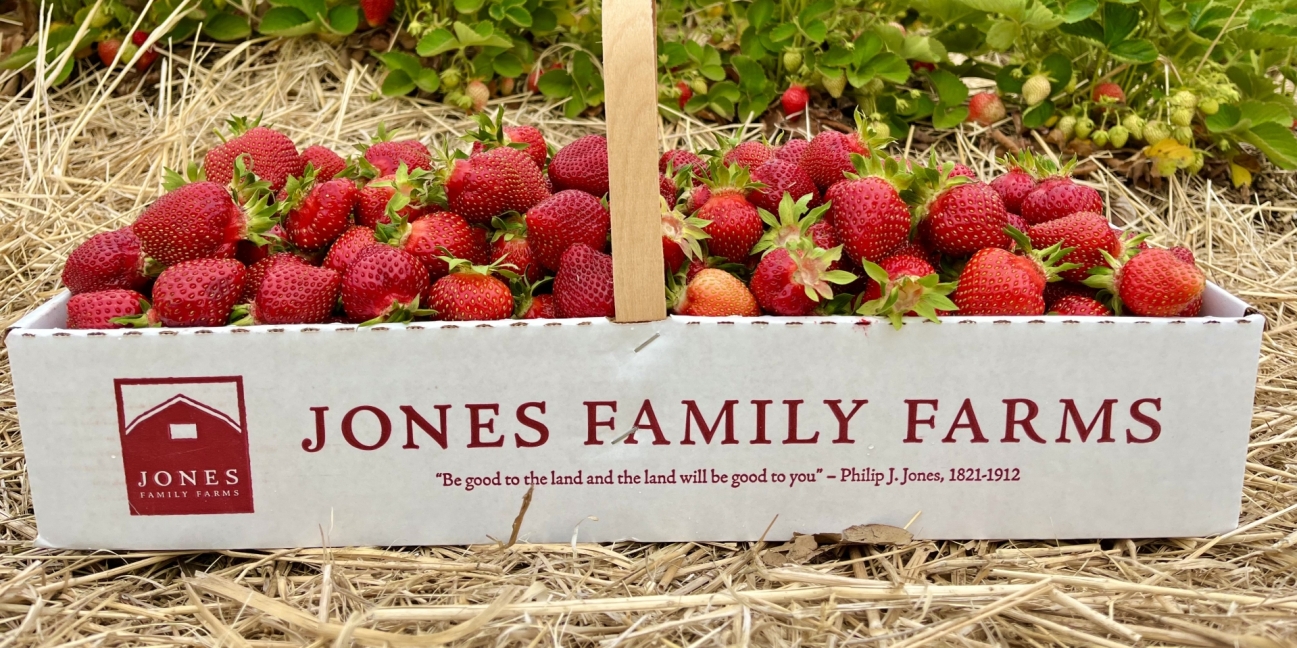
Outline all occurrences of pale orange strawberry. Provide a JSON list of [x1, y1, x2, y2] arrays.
[[674, 268, 760, 316]]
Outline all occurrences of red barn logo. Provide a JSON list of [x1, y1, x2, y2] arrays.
[[114, 377, 254, 516]]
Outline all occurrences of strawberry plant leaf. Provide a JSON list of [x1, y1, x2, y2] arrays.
[[769, 22, 798, 43], [659, 42, 688, 68], [801, 19, 828, 43], [454, 0, 484, 12], [1241, 123, 1297, 170], [901, 35, 946, 63], [0, 46, 38, 70], [821, 44, 854, 68], [531, 7, 557, 32], [747, 0, 775, 30], [731, 55, 767, 93], [1059, 0, 1098, 22], [380, 70, 416, 97], [738, 27, 766, 58], [852, 33, 883, 65], [537, 69, 572, 97], [985, 20, 1020, 50], [996, 65, 1026, 94], [1240, 100, 1293, 126], [1205, 104, 1243, 133], [1021, 101, 1054, 128], [1059, 18, 1104, 42], [204, 12, 252, 41], [414, 67, 440, 93], [1022, 4, 1062, 30], [864, 53, 910, 85], [258, 7, 317, 37], [274, 0, 327, 22], [416, 28, 458, 57], [1101, 3, 1140, 47], [959, 0, 1027, 20], [797, 0, 835, 25], [374, 51, 422, 76], [493, 51, 523, 77], [1040, 52, 1071, 85], [324, 4, 358, 35], [503, 6, 532, 28], [929, 69, 969, 106], [1109, 39, 1158, 64], [932, 104, 969, 129]]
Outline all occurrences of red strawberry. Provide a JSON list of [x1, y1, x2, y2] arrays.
[[1086, 248, 1204, 317], [426, 259, 515, 321], [361, 0, 395, 27], [673, 268, 760, 316], [526, 190, 611, 271], [300, 145, 346, 181], [949, 163, 977, 180], [503, 126, 548, 169], [776, 138, 810, 165], [203, 117, 303, 192], [1043, 281, 1097, 308], [63, 228, 148, 294], [356, 165, 434, 228], [376, 210, 477, 280], [1092, 82, 1125, 104], [246, 262, 341, 324], [553, 243, 615, 318], [662, 199, 711, 272], [825, 157, 911, 264], [990, 168, 1038, 215], [749, 158, 819, 214], [911, 61, 936, 72], [682, 184, 711, 215], [467, 112, 549, 170], [1167, 246, 1206, 315], [1050, 294, 1112, 316], [133, 179, 275, 266], [722, 140, 775, 170], [66, 290, 147, 329], [323, 226, 378, 274], [242, 252, 306, 303], [365, 139, 432, 177], [522, 293, 557, 319], [281, 173, 357, 252], [447, 146, 551, 223], [1169, 246, 1196, 266], [1027, 211, 1121, 282], [139, 259, 246, 327], [676, 81, 693, 110], [340, 244, 430, 323], [660, 173, 678, 206], [490, 216, 543, 283], [659, 150, 708, 178], [804, 130, 869, 190], [548, 135, 609, 197], [860, 254, 936, 303], [97, 38, 121, 66], [782, 84, 809, 117], [967, 92, 1006, 126], [695, 163, 764, 263], [469, 225, 492, 264], [922, 180, 1013, 256], [130, 31, 158, 71], [750, 246, 855, 316], [1020, 177, 1103, 225], [857, 255, 956, 327], [953, 236, 1076, 315]]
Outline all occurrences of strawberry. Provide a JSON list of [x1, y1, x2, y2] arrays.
[[803, 114, 885, 190], [676, 81, 693, 110], [323, 226, 378, 274], [953, 234, 1076, 315], [341, 244, 431, 323], [682, 184, 711, 215], [748, 158, 819, 214], [447, 145, 551, 224], [857, 255, 957, 327], [521, 293, 556, 319], [752, 194, 831, 259], [125, 259, 246, 327], [203, 116, 303, 192], [750, 245, 856, 316], [1050, 294, 1112, 316], [501, 126, 548, 169], [782, 84, 809, 117], [1092, 82, 1125, 105], [548, 135, 609, 197], [1085, 248, 1204, 317], [490, 215, 543, 283], [361, 0, 395, 27], [1021, 74, 1051, 106], [553, 243, 615, 318], [1043, 281, 1097, 308], [376, 210, 477, 280], [776, 138, 810, 165], [661, 197, 711, 272], [1026, 211, 1121, 282], [97, 38, 121, 66], [660, 173, 678, 205], [468, 225, 492, 265], [525, 190, 611, 272], [130, 31, 158, 71], [921, 179, 1013, 256], [1019, 166, 1103, 225], [67, 289, 147, 329], [673, 268, 760, 317], [242, 252, 306, 303], [722, 140, 775, 170], [695, 162, 765, 263], [280, 170, 357, 252], [466, 80, 490, 112], [357, 164, 436, 228], [133, 170, 276, 266], [466, 110, 548, 170], [910, 61, 936, 72], [426, 258, 516, 321], [299, 145, 347, 181], [967, 92, 1006, 126], [990, 161, 1038, 215], [364, 130, 432, 177], [659, 150, 707, 177], [62, 228, 149, 294], [825, 155, 912, 264], [244, 261, 341, 325]]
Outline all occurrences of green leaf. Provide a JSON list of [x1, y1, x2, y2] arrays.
[[731, 55, 768, 93], [1102, 2, 1139, 46], [537, 69, 572, 97], [1021, 101, 1054, 128], [929, 69, 969, 105], [958, 0, 1027, 20], [901, 34, 946, 63], [1040, 52, 1071, 85], [660, 42, 689, 68], [1059, 18, 1104, 41], [416, 28, 458, 56], [531, 7, 557, 32], [203, 12, 251, 41], [801, 18, 828, 42], [1109, 39, 1157, 63], [258, 7, 317, 37], [325, 4, 359, 35], [996, 65, 1025, 94], [985, 19, 1020, 50], [381, 70, 416, 96], [414, 67, 440, 93], [1022, 4, 1062, 30], [0, 45, 39, 71], [769, 22, 798, 42], [700, 64, 726, 82], [852, 33, 883, 65], [503, 6, 531, 27], [1240, 100, 1293, 126], [277, 0, 327, 21], [821, 44, 854, 67], [739, 26, 767, 58], [798, 0, 835, 24], [864, 53, 910, 85], [563, 93, 588, 119], [710, 80, 741, 103], [932, 104, 969, 129], [1205, 104, 1243, 133], [747, 0, 775, 29], [1059, 0, 1098, 22], [1241, 122, 1297, 170], [493, 51, 523, 77], [454, 0, 485, 12], [374, 50, 422, 75]]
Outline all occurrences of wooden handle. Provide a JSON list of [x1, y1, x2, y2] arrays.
[[603, 0, 667, 323]]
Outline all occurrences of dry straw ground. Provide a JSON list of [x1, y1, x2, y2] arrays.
[[1, 38, 1296, 647]]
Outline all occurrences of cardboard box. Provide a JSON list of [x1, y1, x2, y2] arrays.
[[5, 284, 1263, 549]]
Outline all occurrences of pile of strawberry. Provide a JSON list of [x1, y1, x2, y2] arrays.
[[661, 115, 1207, 324], [61, 111, 618, 328]]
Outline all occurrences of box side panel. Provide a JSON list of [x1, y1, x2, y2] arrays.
[[12, 315, 1262, 549]]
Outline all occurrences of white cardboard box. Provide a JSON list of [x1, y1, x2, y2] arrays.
[[6, 284, 1263, 549]]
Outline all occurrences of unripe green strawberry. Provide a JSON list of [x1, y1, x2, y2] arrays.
[[1022, 74, 1051, 106], [1092, 129, 1110, 147], [1122, 114, 1145, 140], [1173, 125, 1193, 145], [1217, 137, 1232, 153], [869, 121, 891, 139], [440, 67, 462, 90], [1187, 151, 1205, 174], [1198, 98, 1220, 115], [1064, 72, 1077, 93], [1108, 125, 1130, 148], [783, 49, 802, 71], [690, 78, 709, 95], [1171, 107, 1194, 127], [1143, 120, 1170, 145], [1170, 90, 1198, 109], [822, 70, 847, 98], [1056, 115, 1077, 139], [1074, 116, 1094, 139]]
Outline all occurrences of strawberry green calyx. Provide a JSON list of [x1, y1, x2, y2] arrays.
[[663, 263, 688, 312], [661, 196, 711, 266], [853, 109, 896, 152], [216, 114, 264, 142], [438, 255, 520, 282], [856, 260, 958, 329], [162, 162, 206, 191], [361, 296, 436, 326], [511, 275, 552, 318], [111, 298, 159, 328], [843, 153, 915, 190], [701, 158, 765, 196], [999, 150, 1044, 179], [793, 244, 858, 302], [1004, 226, 1080, 283], [230, 155, 273, 204], [490, 213, 528, 243], [227, 304, 254, 327], [278, 164, 321, 212], [373, 162, 444, 225], [228, 156, 280, 247], [752, 193, 828, 256]]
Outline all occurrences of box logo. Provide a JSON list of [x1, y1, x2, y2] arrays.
[[114, 377, 254, 516]]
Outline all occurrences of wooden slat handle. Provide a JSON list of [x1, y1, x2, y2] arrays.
[[604, 0, 667, 323]]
